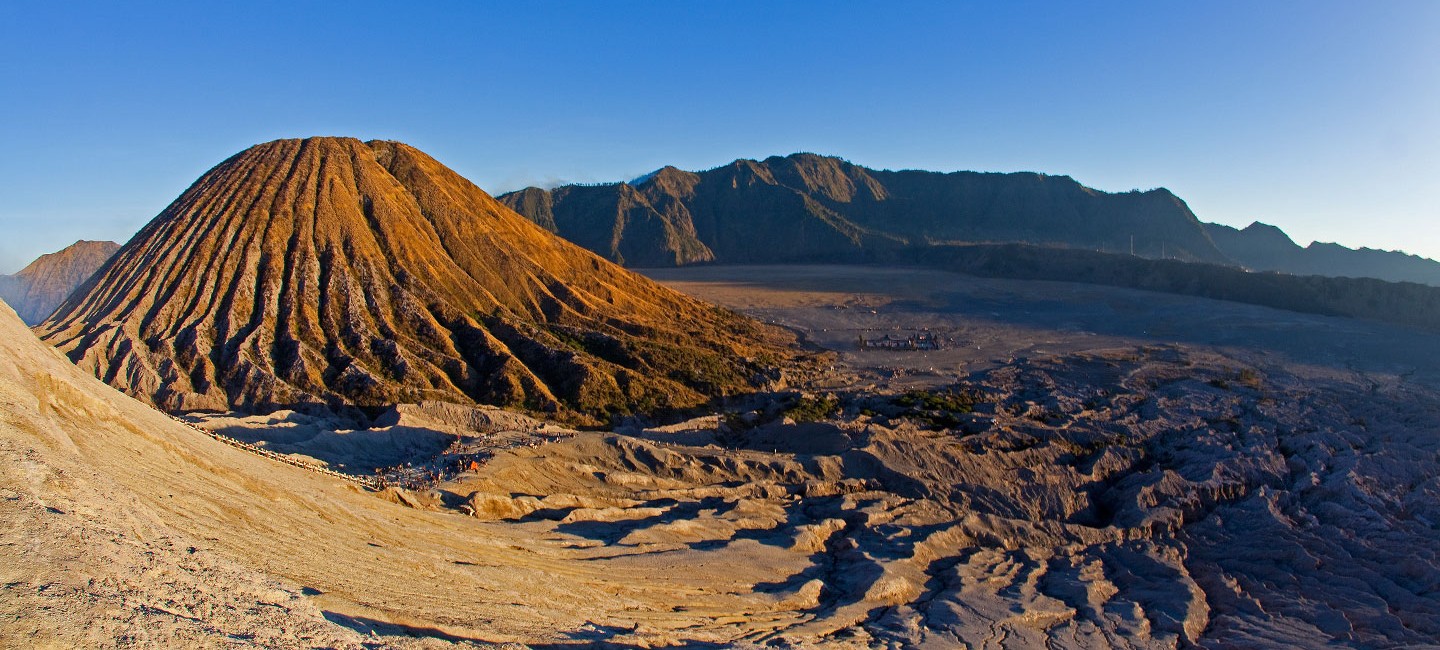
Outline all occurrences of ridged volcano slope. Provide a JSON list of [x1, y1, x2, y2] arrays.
[[38, 138, 796, 422]]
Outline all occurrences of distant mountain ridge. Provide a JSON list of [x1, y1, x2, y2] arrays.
[[0, 240, 119, 325], [1205, 221, 1440, 286], [500, 153, 1440, 286], [500, 153, 1233, 267], [37, 137, 798, 423]]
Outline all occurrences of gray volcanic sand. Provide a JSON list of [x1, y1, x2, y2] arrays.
[[640, 264, 1440, 391], [6, 265, 1440, 648]]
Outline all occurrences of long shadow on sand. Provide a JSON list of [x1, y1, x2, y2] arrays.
[[551, 497, 731, 543], [325, 610, 735, 648], [530, 642, 726, 650], [322, 611, 495, 645], [920, 284, 1440, 385]]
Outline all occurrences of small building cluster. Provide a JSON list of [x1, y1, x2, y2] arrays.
[[858, 331, 945, 351]]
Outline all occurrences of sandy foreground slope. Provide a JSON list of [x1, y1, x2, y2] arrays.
[[0, 296, 806, 648], [0, 296, 512, 648]]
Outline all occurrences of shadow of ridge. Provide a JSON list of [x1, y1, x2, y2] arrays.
[[529, 642, 727, 650], [321, 611, 493, 644], [553, 497, 732, 542], [753, 562, 825, 594]]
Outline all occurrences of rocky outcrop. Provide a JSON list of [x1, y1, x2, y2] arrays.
[[449, 345, 1440, 647], [1206, 221, 1440, 286], [501, 153, 1232, 266], [37, 137, 800, 422], [0, 240, 118, 324]]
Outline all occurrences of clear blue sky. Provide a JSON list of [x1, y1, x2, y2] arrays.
[[1, 1, 1437, 273]]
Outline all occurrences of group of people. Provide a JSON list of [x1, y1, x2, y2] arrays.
[[166, 414, 379, 489], [370, 431, 566, 490]]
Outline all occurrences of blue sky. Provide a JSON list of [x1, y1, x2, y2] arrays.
[[1, 1, 1436, 273]]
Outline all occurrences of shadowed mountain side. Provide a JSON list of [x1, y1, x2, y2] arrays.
[[0, 240, 119, 325], [1206, 221, 1440, 286], [500, 153, 1231, 266], [880, 243, 1440, 332], [36, 137, 800, 423], [506, 183, 717, 267]]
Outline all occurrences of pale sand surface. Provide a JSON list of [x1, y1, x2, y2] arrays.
[[0, 300, 809, 648]]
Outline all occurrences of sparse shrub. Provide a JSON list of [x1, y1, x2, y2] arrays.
[[893, 387, 982, 429], [785, 395, 841, 422], [895, 388, 978, 414], [550, 330, 587, 353]]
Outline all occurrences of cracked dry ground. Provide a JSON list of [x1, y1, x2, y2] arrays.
[[439, 344, 1440, 648]]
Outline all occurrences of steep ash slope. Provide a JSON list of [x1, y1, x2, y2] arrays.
[[0, 299, 373, 647], [37, 137, 796, 422], [0, 240, 119, 324]]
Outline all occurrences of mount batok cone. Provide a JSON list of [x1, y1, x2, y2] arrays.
[[37, 137, 797, 423]]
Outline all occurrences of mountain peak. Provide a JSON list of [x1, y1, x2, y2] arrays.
[[644, 165, 699, 187], [1240, 221, 1298, 246], [504, 154, 1234, 265], [0, 240, 120, 325], [39, 139, 797, 421], [13, 240, 120, 279], [1203, 220, 1440, 284]]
